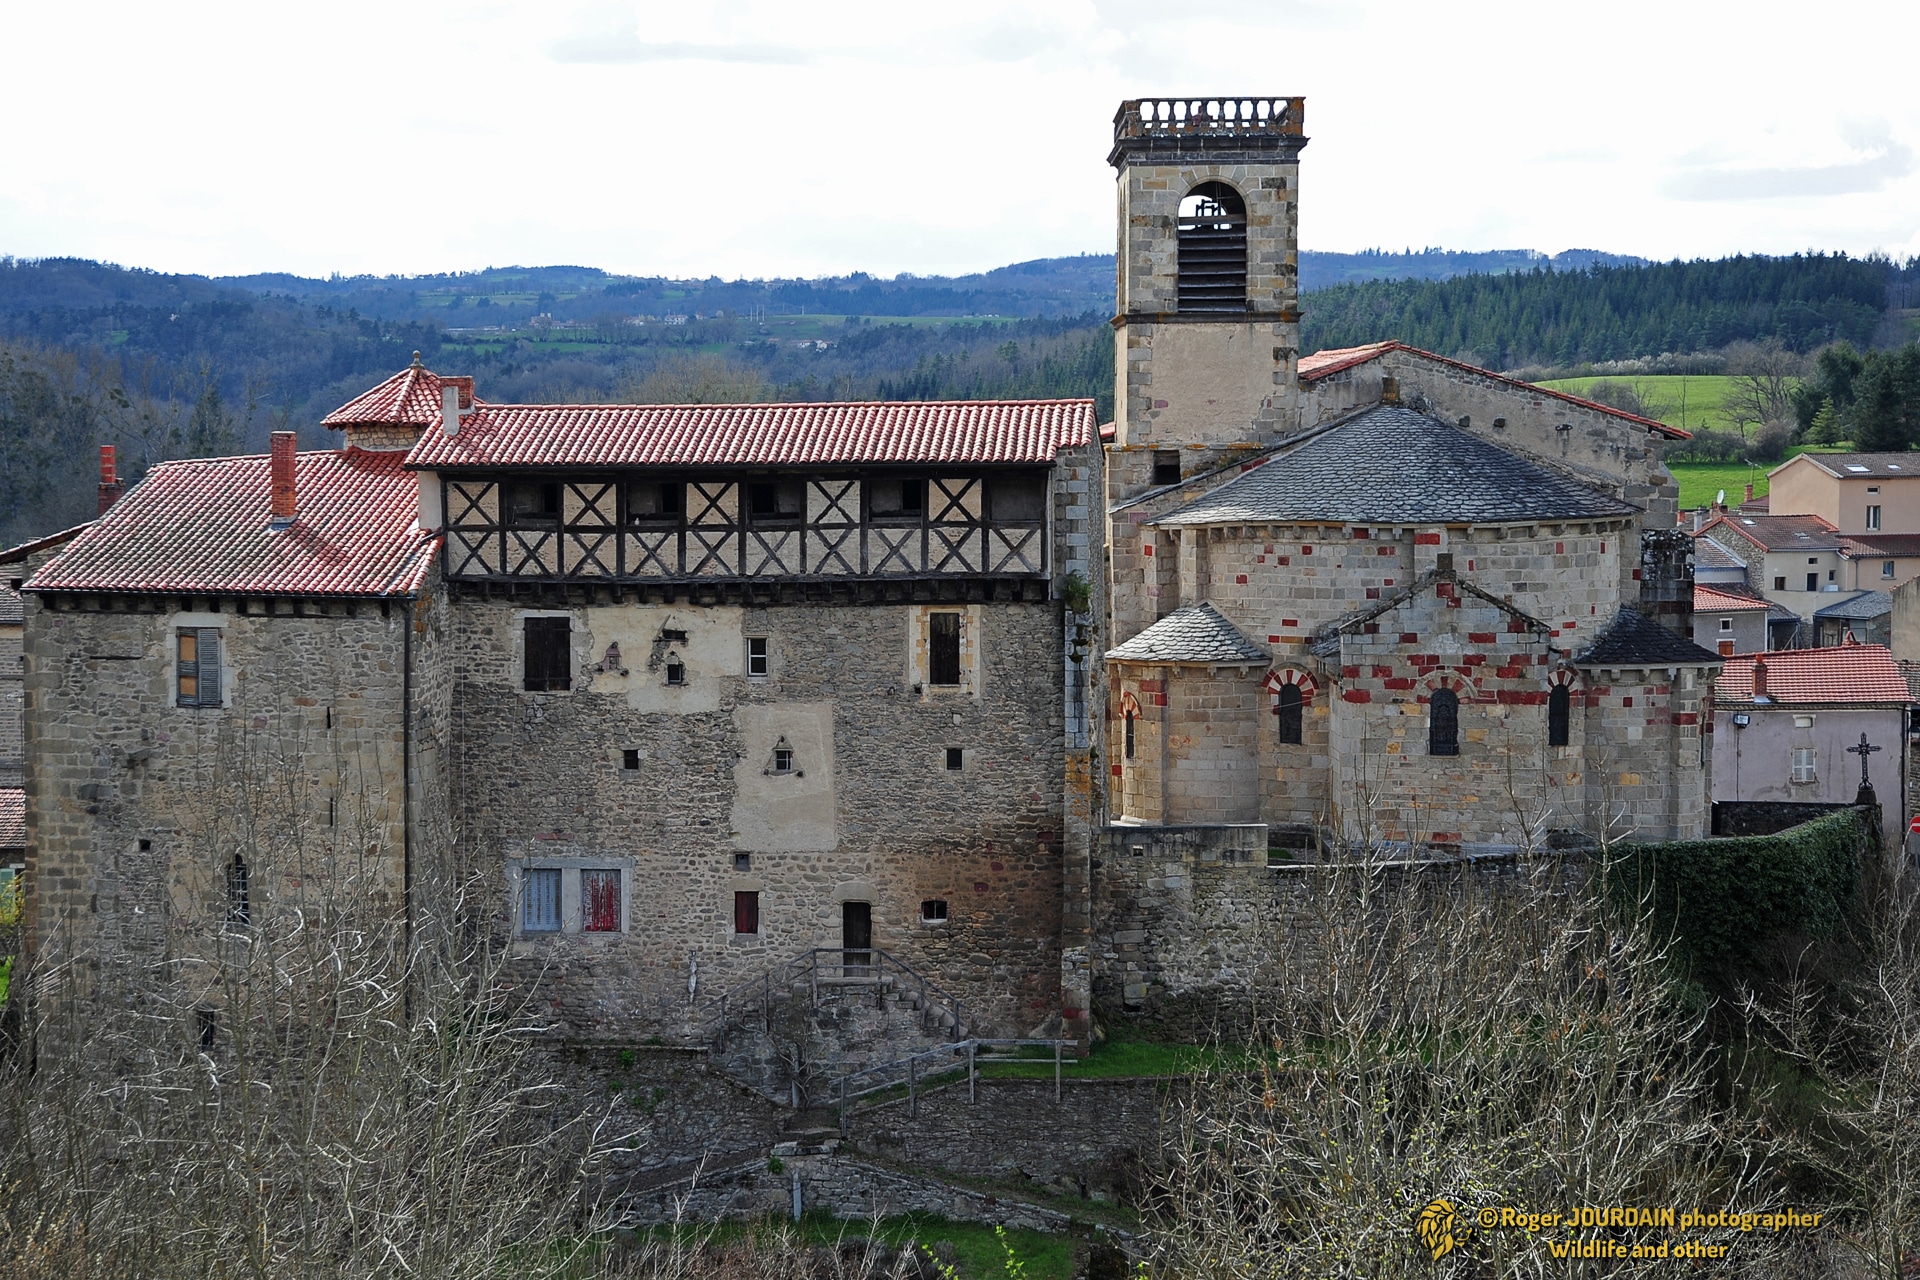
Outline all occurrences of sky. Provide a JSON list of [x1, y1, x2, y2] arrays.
[[2, 0, 1918, 281]]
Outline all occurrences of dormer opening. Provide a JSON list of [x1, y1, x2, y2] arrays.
[[1177, 182, 1248, 313]]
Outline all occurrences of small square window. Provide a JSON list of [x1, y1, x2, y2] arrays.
[[772, 747, 794, 773], [746, 636, 769, 678], [1719, 618, 1733, 632], [1828, 569, 1837, 581], [734, 853, 751, 872], [622, 748, 640, 771], [734, 890, 760, 936], [945, 747, 964, 771], [522, 868, 561, 933], [921, 899, 949, 923], [1773, 576, 1787, 591], [665, 657, 685, 685], [1793, 715, 1815, 729]]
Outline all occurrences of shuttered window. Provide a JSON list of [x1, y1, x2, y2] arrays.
[[582, 870, 621, 932], [928, 613, 962, 686], [524, 617, 571, 692], [176, 628, 222, 707], [522, 868, 561, 932]]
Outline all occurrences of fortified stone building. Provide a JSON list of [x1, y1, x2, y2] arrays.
[[16, 95, 1718, 1081]]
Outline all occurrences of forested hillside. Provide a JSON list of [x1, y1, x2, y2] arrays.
[[2, 249, 1915, 547]]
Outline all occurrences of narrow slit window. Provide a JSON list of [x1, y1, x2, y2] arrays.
[[1123, 710, 1136, 759], [1547, 684, 1571, 748], [1176, 182, 1248, 314], [225, 854, 250, 929], [522, 868, 561, 933], [734, 890, 760, 936], [1429, 688, 1460, 757], [1275, 683, 1303, 745], [928, 613, 962, 686], [523, 617, 571, 692], [582, 870, 621, 933]]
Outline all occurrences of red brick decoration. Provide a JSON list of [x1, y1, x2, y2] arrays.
[[1261, 668, 1317, 701]]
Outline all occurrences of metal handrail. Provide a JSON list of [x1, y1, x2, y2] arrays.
[[690, 947, 970, 1046], [835, 1037, 1077, 1117]]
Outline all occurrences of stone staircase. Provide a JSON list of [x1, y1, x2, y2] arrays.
[[692, 949, 971, 1104]]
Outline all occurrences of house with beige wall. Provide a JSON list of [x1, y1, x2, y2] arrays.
[[1767, 454, 1920, 591]]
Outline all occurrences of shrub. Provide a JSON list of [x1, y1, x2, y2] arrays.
[[1749, 419, 1793, 463], [1664, 429, 1747, 464]]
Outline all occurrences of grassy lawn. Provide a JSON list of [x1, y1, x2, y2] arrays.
[[1664, 443, 1852, 509], [1536, 374, 1751, 436], [978, 1028, 1221, 1082]]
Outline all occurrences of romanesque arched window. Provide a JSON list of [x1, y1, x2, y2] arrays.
[[1429, 688, 1460, 757], [1548, 683, 1571, 747], [1275, 682, 1303, 745], [1177, 182, 1247, 313], [1124, 710, 1136, 759]]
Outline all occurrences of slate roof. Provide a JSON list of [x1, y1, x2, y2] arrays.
[[402, 398, 1096, 469], [0, 788, 22, 850], [1718, 644, 1913, 704], [1295, 341, 1688, 438], [1780, 452, 1920, 479], [1692, 538, 1745, 572], [1701, 513, 1842, 552], [27, 449, 437, 598], [1695, 585, 1770, 612], [1152, 406, 1639, 526], [1814, 591, 1892, 620], [1106, 603, 1269, 664], [1575, 607, 1723, 667], [0, 585, 20, 626]]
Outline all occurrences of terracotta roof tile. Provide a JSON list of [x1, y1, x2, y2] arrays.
[[1718, 644, 1913, 704], [1695, 585, 1770, 612], [404, 398, 1096, 469], [322, 362, 469, 429], [1701, 513, 1842, 551], [1841, 534, 1920, 558], [27, 449, 435, 598]]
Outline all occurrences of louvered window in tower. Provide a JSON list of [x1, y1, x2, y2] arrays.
[[1176, 182, 1248, 313]]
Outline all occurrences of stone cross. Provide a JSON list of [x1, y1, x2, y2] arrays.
[[1847, 732, 1882, 790]]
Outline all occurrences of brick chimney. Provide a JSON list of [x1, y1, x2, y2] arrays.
[[97, 445, 124, 515], [270, 431, 297, 523], [1744, 482, 1755, 505], [1752, 658, 1768, 701]]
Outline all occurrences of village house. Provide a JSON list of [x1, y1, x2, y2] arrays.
[[1694, 584, 1773, 656], [1709, 642, 1912, 850]]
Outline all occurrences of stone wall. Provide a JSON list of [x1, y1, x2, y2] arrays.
[[1579, 663, 1712, 842], [0, 613, 20, 790], [22, 590, 424, 980], [452, 596, 1070, 1041]]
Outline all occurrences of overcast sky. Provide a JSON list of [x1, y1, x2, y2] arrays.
[[3, 0, 1917, 281]]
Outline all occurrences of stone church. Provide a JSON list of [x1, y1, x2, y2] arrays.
[[12, 96, 1717, 1068]]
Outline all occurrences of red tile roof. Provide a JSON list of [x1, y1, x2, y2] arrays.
[[1701, 512, 1841, 551], [27, 449, 436, 598], [1297, 341, 1689, 439], [0, 787, 21, 850], [1841, 534, 1920, 558], [1717, 643, 1914, 705], [1695, 585, 1769, 612], [321, 361, 473, 429], [403, 398, 1097, 469]]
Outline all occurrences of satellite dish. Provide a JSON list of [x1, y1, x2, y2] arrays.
[[1716, 489, 1726, 506]]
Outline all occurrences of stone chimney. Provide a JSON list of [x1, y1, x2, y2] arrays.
[[97, 445, 124, 515], [1744, 482, 1755, 505], [270, 431, 297, 523], [1752, 658, 1768, 701], [440, 377, 474, 438]]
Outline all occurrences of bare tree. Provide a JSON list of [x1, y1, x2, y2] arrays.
[[1724, 340, 1810, 435]]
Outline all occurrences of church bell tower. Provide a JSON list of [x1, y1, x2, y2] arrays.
[[1109, 97, 1307, 484]]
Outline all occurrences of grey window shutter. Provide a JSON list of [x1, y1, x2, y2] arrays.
[[198, 628, 222, 706]]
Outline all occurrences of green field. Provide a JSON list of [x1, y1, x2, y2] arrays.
[[1537, 375, 1750, 436]]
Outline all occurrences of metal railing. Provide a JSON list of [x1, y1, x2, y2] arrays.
[[691, 947, 968, 1050], [835, 1038, 1078, 1119]]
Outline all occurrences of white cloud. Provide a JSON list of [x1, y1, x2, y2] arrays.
[[0, 0, 1917, 277]]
